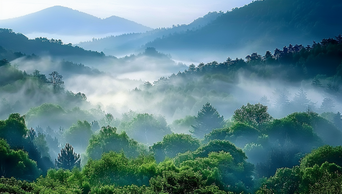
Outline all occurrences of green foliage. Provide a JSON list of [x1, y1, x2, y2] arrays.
[[89, 185, 154, 194], [64, 120, 93, 152], [266, 113, 321, 152], [0, 113, 27, 147], [297, 112, 342, 146], [0, 139, 40, 180], [0, 177, 35, 194], [258, 161, 342, 194], [86, 126, 145, 160], [83, 152, 155, 187], [257, 145, 342, 193], [150, 169, 206, 193], [253, 112, 328, 178], [307, 166, 342, 194], [233, 103, 272, 129], [0, 113, 53, 176], [33, 169, 83, 193], [192, 140, 247, 163], [150, 133, 201, 162], [191, 103, 224, 139], [174, 140, 254, 193], [257, 166, 301, 194], [203, 127, 230, 143], [146, 153, 229, 193], [300, 145, 342, 169]]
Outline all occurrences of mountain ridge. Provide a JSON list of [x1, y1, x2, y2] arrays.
[[145, 0, 342, 59], [79, 0, 342, 61], [0, 6, 152, 35], [77, 11, 224, 56]]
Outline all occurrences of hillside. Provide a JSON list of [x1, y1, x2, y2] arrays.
[[145, 0, 342, 60], [1, 35, 342, 194], [0, 28, 106, 62], [126, 36, 342, 120], [0, 6, 151, 35], [77, 12, 224, 56]]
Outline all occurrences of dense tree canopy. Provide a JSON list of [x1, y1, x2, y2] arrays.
[[86, 126, 145, 160], [150, 133, 201, 162], [233, 103, 272, 129], [0, 139, 40, 181]]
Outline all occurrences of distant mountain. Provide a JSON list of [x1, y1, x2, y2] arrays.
[[145, 0, 342, 59], [77, 12, 224, 56], [0, 6, 152, 35]]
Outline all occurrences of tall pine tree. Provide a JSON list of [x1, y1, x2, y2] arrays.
[[55, 143, 80, 170], [191, 103, 224, 138]]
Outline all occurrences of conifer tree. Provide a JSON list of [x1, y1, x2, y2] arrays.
[[191, 103, 224, 138], [55, 143, 80, 170]]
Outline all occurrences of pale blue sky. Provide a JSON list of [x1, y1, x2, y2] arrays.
[[0, 0, 253, 28]]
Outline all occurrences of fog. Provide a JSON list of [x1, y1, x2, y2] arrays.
[[1, 29, 341, 180], [2, 36, 342, 193], [6, 46, 342, 132], [61, 60, 342, 123], [2, 0, 342, 191], [25, 32, 125, 45]]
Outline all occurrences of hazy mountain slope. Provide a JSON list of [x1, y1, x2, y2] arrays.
[[0, 6, 151, 35], [77, 12, 224, 56], [0, 28, 105, 62], [0, 29, 186, 81], [145, 0, 342, 60], [0, 42, 102, 79], [127, 36, 342, 120]]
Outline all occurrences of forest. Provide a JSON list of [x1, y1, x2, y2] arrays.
[[1, 0, 342, 193], [0, 32, 342, 193]]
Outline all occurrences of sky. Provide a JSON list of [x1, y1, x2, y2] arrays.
[[0, 0, 253, 28]]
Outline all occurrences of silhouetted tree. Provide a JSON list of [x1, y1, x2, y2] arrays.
[[320, 98, 335, 113], [191, 103, 224, 138], [91, 120, 100, 131], [104, 113, 114, 126], [291, 89, 313, 112], [49, 71, 64, 91]]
